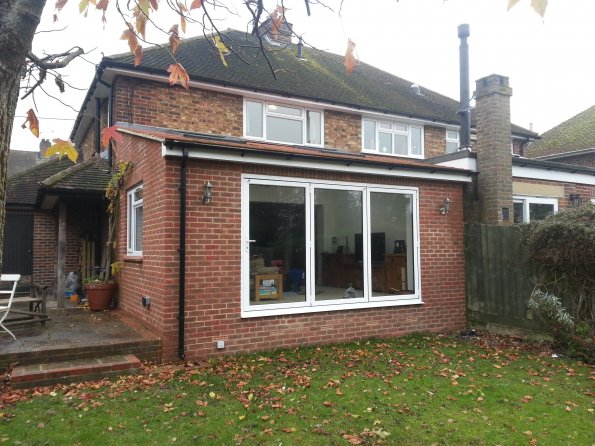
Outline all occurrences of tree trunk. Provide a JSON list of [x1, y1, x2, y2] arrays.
[[0, 0, 46, 271]]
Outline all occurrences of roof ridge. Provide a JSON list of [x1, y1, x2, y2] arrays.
[[41, 157, 107, 188]]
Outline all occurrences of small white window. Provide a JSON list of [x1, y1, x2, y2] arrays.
[[513, 196, 558, 223], [244, 100, 323, 146], [361, 118, 424, 158], [446, 131, 459, 153], [127, 184, 143, 255]]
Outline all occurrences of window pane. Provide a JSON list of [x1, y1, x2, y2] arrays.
[[394, 124, 407, 133], [446, 141, 458, 153], [267, 104, 302, 117], [306, 111, 321, 145], [249, 184, 306, 306], [447, 131, 459, 140], [134, 206, 143, 251], [266, 116, 303, 144], [529, 203, 554, 221], [315, 189, 363, 301], [370, 192, 414, 297], [394, 134, 407, 155], [363, 120, 376, 150], [411, 127, 422, 155], [379, 122, 392, 130], [246, 101, 263, 138], [513, 202, 524, 223], [379, 132, 392, 154]]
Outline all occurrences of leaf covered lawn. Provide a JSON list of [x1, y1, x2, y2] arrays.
[[1, 333, 593, 445]]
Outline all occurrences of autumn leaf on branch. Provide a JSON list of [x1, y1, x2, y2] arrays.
[[121, 24, 139, 52], [344, 39, 357, 74], [149, 0, 158, 10], [169, 25, 181, 55], [213, 35, 230, 67], [22, 109, 40, 138], [507, 0, 548, 17], [190, 0, 203, 10], [101, 125, 123, 148], [134, 7, 148, 39], [134, 46, 143, 66], [178, 2, 188, 34], [271, 5, 285, 38], [79, 0, 97, 16], [167, 63, 190, 89], [55, 0, 69, 12], [96, 0, 110, 22], [45, 139, 78, 163]]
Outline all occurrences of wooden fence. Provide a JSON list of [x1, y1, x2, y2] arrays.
[[465, 223, 546, 333]]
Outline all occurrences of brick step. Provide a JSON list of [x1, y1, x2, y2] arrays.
[[9, 354, 142, 388]]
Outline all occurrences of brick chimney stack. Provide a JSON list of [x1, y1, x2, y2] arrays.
[[473, 74, 513, 225]]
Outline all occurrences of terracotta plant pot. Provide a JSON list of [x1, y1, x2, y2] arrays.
[[84, 282, 117, 311]]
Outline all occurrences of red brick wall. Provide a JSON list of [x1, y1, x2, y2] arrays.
[[32, 210, 56, 288], [114, 133, 466, 360], [424, 125, 447, 158], [324, 110, 361, 152]]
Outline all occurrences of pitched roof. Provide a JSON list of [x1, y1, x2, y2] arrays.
[[97, 29, 535, 138], [7, 150, 45, 178], [6, 157, 110, 208], [527, 105, 595, 158]]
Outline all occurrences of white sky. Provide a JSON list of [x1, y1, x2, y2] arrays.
[[10, 0, 595, 151]]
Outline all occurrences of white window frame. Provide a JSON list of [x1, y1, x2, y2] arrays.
[[241, 174, 421, 318], [127, 183, 143, 255], [361, 118, 424, 158], [243, 99, 324, 147], [446, 130, 459, 154], [513, 195, 558, 223]]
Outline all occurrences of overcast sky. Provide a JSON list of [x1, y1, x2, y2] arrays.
[[10, 0, 595, 152]]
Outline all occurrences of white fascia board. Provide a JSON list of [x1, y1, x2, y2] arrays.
[[103, 67, 458, 129], [512, 165, 595, 186], [433, 157, 477, 172], [162, 145, 472, 183]]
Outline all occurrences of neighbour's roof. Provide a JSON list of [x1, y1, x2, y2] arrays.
[[527, 105, 595, 158], [84, 29, 535, 139], [7, 150, 45, 178], [115, 122, 473, 180], [6, 157, 110, 208]]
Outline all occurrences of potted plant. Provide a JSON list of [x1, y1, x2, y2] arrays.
[[83, 161, 132, 310]]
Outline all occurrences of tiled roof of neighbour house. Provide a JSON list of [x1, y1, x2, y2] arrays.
[[6, 157, 111, 208], [115, 122, 474, 181], [6, 157, 74, 207], [40, 158, 111, 194], [527, 105, 595, 158], [77, 29, 535, 140], [7, 150, 45, 178]]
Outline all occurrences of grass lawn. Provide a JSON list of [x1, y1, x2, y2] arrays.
[[1, 333, 593, 445]]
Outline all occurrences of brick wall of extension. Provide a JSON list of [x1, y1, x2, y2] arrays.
[[113, 134, 466, 361]]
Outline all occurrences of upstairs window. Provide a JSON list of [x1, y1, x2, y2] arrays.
[[362, 119, 423, 157], [446, 130, 459, 153], [127, 184, 143, 255], [244, 100, 323, 146]]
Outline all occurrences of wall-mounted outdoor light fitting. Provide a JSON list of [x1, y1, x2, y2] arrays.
[[440, 197, 451, 215], [569, 193, 581, 207], [202, 181, 213, 205]]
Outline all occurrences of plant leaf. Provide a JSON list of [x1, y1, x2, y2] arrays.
[[55, 0, 69, 11], [169, 25, 180, 55], [45, 139, 78, 163], [507, 0, 521, 10], [531, 0, 547, 17], [270, 5, 284, 38], [22, 109, 40, 138], [178, 2, 187, 33], [102, 125, 123, 148], [190, 0, 202, 10], [134, 45, 143, 66], [121, 24, 139, 52], [213, 35, 229, 67], [344, 39, 357, 74], [167, 63, 189, 89], [149, 0, 158, 10]]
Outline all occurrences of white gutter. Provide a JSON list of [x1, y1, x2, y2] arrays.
[[512, 165, 595, 186]]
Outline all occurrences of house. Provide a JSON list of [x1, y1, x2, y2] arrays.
[[7, 146, 49, 178], [525, 105, 595, 167]]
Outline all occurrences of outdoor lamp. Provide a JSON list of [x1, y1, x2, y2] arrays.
[[202, 181, 213, 205], [440, 197, 451, 215], [569, 193, 581, 207]]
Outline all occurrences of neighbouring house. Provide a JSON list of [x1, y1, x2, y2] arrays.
[[7, 146, 49, 178], [525, 105, 595, 168]]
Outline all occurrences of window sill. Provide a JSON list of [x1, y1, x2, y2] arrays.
[[123, 255, 143, 263], [241, 297, 423, 318]]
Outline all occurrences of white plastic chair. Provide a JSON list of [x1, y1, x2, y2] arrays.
[[0, 274, 21, 341]]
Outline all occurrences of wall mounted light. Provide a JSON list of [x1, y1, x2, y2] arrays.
[[202, 181, 214, 205], [569, 193, 581, 207], [440, 197, 451, 215]]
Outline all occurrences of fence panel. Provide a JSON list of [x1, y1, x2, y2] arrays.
[[465, 223, 544, 332]]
